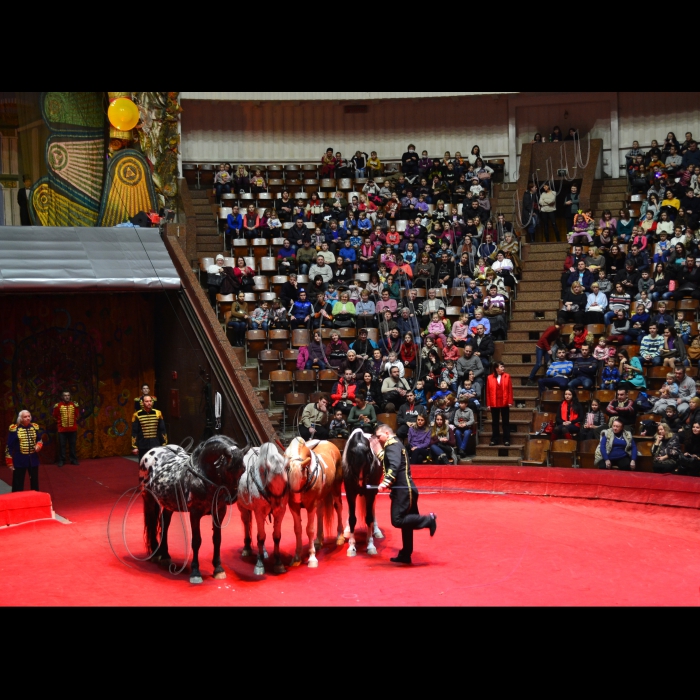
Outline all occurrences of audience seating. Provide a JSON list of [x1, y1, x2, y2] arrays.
[[294, 370, 318, 396], [269, 370, 293, 404], [285, 393, 308, 431], [636, 440, 654, 472], [577, 440, 599, 470], [258, 350, 282, 381], [376, 413, 398, 432], [283, 349, 300, 373], [269, 330, 289, 352], [522, 439, 549, 466], [550, 440, 577, 468], [318, 370, 338, 395], [246, 330, 267, 356], [292, 330, 310, 348]]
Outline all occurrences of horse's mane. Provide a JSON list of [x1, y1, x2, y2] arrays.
[[343, 431, 379, 485]]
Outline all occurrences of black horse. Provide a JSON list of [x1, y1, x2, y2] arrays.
[[341, 429, 384, 557], [141, 436, 247, 584]]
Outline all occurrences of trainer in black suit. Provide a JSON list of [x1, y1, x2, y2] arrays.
[[17, 176, 32, 226]]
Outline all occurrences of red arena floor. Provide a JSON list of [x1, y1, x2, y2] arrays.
[[1, 458, 700, 607]]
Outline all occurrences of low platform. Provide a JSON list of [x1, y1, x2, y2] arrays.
[[412, 466, 700, 510], [0, 491, 53, 527]]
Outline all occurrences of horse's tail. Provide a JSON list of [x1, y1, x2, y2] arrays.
[[142, 489, 161, 555], [322, 486, 336, 540]]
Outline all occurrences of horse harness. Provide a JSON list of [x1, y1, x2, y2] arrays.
[[287, 439, 325, 495], [245, 447, 288, 506]]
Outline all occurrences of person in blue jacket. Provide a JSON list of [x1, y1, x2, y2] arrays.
[[290, 289, 313, 329], [225, 205, 243, 252]]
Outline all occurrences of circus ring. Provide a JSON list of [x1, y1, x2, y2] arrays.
[[1, 460, 699, 607]]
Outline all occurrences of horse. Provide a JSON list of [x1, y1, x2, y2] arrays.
[[237, 442, 288, 576], [341, 429, 385, 557], [284, 437, 344, 568], [141, 435, 247, 584]]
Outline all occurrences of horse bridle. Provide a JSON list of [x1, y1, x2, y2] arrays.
[[247, 447, 288, 505], [286, 438, 320, 495]]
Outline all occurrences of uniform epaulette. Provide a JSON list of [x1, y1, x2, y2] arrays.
[[74, 401, 79, 407], [53, 403, 59, 409], [132, 411, 140, 421], [155, 410, 163, 418], [9, 424, 17, 432]]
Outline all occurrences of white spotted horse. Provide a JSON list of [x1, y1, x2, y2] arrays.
[[237, 442, 288, 576], [341, 429, 384, 557], [284, 437, 344, 568], [141, 435, 247, 584]]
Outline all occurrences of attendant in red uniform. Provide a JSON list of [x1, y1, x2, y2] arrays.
[[53, 390, 79, 467], [486, 362, 514, 446], [527, 318, 563, 385]]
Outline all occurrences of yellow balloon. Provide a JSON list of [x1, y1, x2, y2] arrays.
[[108, 97, 140, 132]]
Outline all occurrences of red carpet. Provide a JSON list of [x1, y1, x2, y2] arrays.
[[1, 459, 700, 606]]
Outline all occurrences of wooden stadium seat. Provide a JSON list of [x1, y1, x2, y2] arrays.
[[283, 349, 300, 373], [365, 328, 379, 344], [271, 275, 288, 296], [376, 413, 398, 431], [587, 324, 606, 336], [243, 366, 259, 387], [216, 294, 234, 326], [243, 293, 258, 304], [522, 439, 549, 466], [268, 329, 289, 351], [267, 165, 283, 178], [550, 439, 577, 468], [257, 193, 274, 205], [243, 256, 256, 270], [239, 193, 255, 203], [561, 324, 575, 336], [449, 288, 467, 305], [303, 179, 320, 194], [301, 164, 318, 177], [232, 239, 249, 259], [594, 389, 616, 407], [318, 369, 338, 395], [686, 366, 698, 378], [619, 345, 640, 359], [199, 163, 215, 188], [183, 163, 199, 188], [296, 275, 309, 285], [269, 370, 293, 404], [199, 257, 214, 283], [252, 238, 268, 259], [329, 438, 348, 453], [678, 299, 699, 317], [292, 192, 309, 200], [575, 389, 591, 404], [634, 414, 658, 437], [653, 300, 675, 311], [530, 412, 555, 435], [252, 276, 269, 293], [258, 350, 282, 381], [320, 328, 334, 340], [541, 390, 564, 413], [636, 440, 654, 472], [577, 440, 599, 470], [268, 179, 284, 193], [259, 254, 276, 271], [355, 273, 370, 283], [338, 327, 356, 341], [223, 256, 236, 268], [338, 178, 353, 191], [309, 392, 324, 405], [246, 330, 267, 355], [286, 179, 302, 189], [320, 179, 336, 192], [294, 370, 318, 396], [285, 393, 308, 431], [446, 306, 462, 321], [292, 329, 310, 348]]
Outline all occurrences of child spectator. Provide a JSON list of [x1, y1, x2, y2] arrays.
[[675, 311, 692, 344], [458, 378, 482, 412], [329, 410, 350, 439], [440, 360, 459, 393], [268, 298, 289, 330], [426, 312, 448, 348], [249, 301, 270, 331], [601, 356, 620, 390], [593, 337, 611, 362], [652, 302, 674, 332], [413, 379, 427, 407], [579, 399, 607, 441], [452, 396, 475, 459]]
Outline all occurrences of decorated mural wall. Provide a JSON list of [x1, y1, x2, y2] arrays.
[[1, 293, 156, 461]]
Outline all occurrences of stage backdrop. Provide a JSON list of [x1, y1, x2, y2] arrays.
[[1, 293, 155, 461]]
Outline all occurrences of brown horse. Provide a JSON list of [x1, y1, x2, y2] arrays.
[[284, 437, 344, 568]]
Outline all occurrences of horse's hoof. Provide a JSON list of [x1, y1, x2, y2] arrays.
[[373, 528, 385, 539], [254, 565, 265, 576], [190, 575, 203, 585], [308, 559, 318, 569], [336, 536, 346, 546], [213, 571, 227, 580], [367, 546, 378, 556], [291, 558, 301, 567], [241, 548, 253, 558], [273, 564, 286, 574], [347, 547, 357, 558]]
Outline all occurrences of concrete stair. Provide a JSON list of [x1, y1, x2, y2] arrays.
[[192, 190, 225, 258], [590, 178, 629, 219]]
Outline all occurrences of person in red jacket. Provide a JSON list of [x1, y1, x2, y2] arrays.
[[52, 390, 80, 467], [486, 362, 514, 446], [331, 369, 357, 415], [527, 318, 563, 385]]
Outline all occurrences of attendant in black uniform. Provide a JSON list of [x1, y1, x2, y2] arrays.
[[5, 410, 44, 492], [131, 395, 167, 463], [17, 176, 32, 226], [374, 424, 437, 564], [134, 384, 158, 413]]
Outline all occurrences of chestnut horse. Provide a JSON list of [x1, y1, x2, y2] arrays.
[[284, 437, 344, 568]]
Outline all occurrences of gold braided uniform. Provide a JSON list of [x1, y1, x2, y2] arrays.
[[131, 408, 167, 460]]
